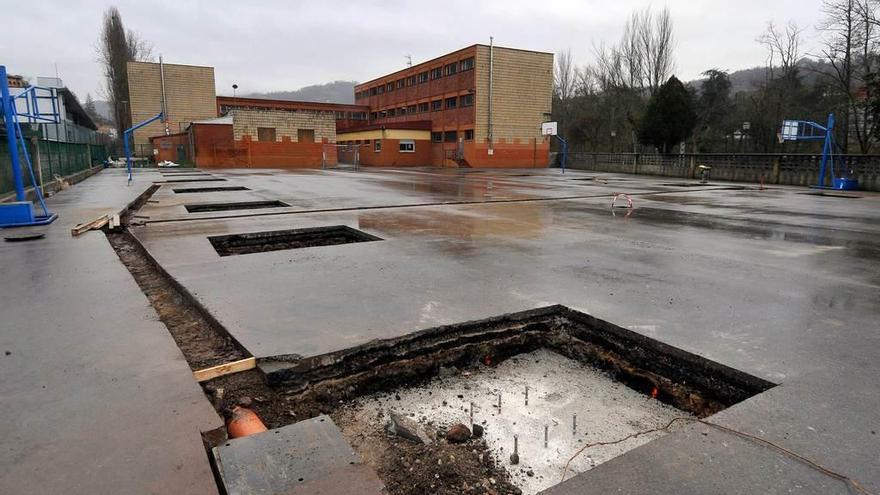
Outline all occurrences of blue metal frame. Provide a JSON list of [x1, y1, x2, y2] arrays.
[[123, 111, 163, 183], [781, 113, 852, 189], [555, 135, 568, 174], [0, 65, 59, 228]]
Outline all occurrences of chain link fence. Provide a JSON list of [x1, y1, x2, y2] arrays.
[[0, 129, 110, 196]]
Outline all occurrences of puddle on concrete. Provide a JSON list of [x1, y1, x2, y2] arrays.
[[338, 348, 687, 495]]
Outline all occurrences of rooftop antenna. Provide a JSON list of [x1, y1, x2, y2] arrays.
[[405, 55, 412, 67]]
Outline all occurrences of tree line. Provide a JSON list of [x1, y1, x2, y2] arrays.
[[553, 0, 880, 155]]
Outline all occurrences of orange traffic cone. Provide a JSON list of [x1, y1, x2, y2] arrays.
[[227, 406, 268, 438]]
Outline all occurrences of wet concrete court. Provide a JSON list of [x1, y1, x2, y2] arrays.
[[5, 167, 878, 494], [128, 167, 880, 493]]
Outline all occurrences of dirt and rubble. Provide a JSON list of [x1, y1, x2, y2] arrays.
[[106, 231, 246, 370]]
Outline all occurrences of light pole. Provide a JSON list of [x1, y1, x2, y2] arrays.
[[231, 84, 238, 115]]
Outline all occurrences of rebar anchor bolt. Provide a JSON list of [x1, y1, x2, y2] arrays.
[[510, 435, 520, 465]]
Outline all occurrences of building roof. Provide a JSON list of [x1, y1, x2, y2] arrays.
[[216, 96, 368, 114], [192, 115, 233, 125], [58, 88, 97, 130]]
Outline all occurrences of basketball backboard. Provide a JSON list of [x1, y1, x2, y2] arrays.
[[541, 121, 558, 136]]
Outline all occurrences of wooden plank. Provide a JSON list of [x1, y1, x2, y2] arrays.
[[193, 357, 256, 382], [70, 214, 110, 237]]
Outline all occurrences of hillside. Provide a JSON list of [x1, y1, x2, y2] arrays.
[[243, 80, 356, 104]]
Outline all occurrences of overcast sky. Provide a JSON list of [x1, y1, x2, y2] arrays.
[[5, 0, 827, 100]]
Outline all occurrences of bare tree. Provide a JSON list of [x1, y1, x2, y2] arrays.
[[640, 7, 676, 93], [759, 21, 805, 82], [554, 49, 577, 138], [97, 6, 153, 144], [816, 0, 880, 152]]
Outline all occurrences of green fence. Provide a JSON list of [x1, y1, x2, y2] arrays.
[[0, 135, 109, 196]]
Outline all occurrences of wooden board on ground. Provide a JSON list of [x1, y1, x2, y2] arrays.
[[193, 357, 256, 382]]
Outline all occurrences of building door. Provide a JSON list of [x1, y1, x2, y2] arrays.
[[176, 145, 186, 163]]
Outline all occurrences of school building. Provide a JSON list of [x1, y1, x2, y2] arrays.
[[138, 44, 554, 168]]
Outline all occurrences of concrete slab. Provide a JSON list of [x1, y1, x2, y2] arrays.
[[0, 169, 223, 495], [213, 415, 385, 495], [128, 167, 880, 493]]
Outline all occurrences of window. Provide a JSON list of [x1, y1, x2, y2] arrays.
[[379, 110, 387, 118], [335, 111, 345, 119], [377, 85, 385, 94], [398, 107, 407, 115], [388, 108, 396, 117], [396, 79, 405, 89], [431, 132, 443, 142], [407, 104, 417, 114], [374, 139, 381, 152], [257, 127, 276, 142], [399, 139, 415, 153], [418, 71, 429, 83], [370, 87, 378, 96], [431, 99, 443, 111], [460, 57, 475, 71], [370, 112, 377, 120], [445, 62, 458, 76], [418, 102, 429, 113], [430, 67, 443, 80], [386, 82, 394, 92], [353, 112, 367, 120], [407, 75, 416, 86], [297, 129, 315, 142], [445, 96, 457, 109], [444, 131, 458, 143], [464, 129, 474, 140], [461, 94, 474, 107]]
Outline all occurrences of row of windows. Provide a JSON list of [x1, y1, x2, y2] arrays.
[[337, 131, 474, 148], [335, 111, 368, 120], [355, 57, 475, 99], [368, 94, 474, 120], [431, 130, 474, 143]]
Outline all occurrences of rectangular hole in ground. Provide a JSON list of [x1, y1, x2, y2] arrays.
[[184, 200, 290, 213], [208, 225, 382, 257], [162, 178, 227, 183], [216, 306, 774, 495], [172, 186, 250, 193]]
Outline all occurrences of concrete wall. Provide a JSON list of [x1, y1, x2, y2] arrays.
[[127, 61, 217, 149], [565, 152, 880, 191], [230, 108, 335, 143]]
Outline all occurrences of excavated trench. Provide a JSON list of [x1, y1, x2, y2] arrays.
[[106, 182, 775, 495]]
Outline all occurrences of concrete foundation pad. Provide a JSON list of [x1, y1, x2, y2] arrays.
[[343, 348, 689, 495]]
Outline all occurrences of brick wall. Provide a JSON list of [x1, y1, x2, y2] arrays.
[[127, 61, 217, 149], [231, 108, 335, 143], [474, 46, 553, 143]]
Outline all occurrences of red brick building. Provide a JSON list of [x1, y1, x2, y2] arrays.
[[147, 44, 553, 169], [340, 44, 554, 168]]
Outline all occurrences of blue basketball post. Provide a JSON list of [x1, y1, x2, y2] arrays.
[[0, 64, 59, 227], [779, 113, 858, 190]]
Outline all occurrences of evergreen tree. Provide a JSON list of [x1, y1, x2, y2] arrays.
[[638, 76, 697, 152]]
